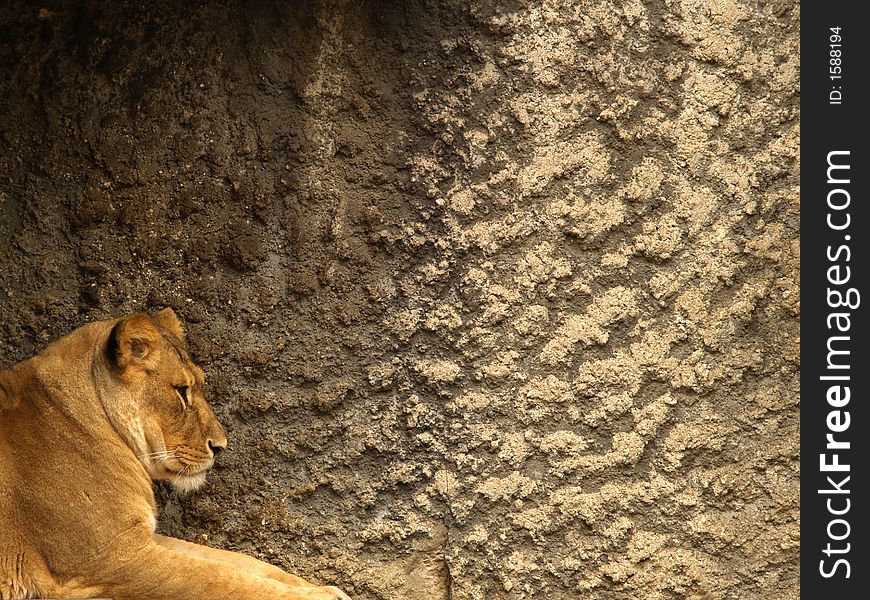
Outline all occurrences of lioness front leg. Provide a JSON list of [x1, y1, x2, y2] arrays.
[[96, 543, 347, 600], [153, 534, 349, 598]]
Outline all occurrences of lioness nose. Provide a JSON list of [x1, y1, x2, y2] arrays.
[[208, 439, 226, 458]]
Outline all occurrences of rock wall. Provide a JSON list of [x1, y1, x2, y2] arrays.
[[0, 1, 800, 598]]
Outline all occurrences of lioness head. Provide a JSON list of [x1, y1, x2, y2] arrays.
[[106, 308, 227, 493]]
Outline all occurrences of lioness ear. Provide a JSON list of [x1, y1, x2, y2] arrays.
[[109, 313, 161, 375], [152, 307, 185, 342]]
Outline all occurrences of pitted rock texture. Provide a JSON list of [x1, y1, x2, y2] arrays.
[[0, 1, 799, 598]]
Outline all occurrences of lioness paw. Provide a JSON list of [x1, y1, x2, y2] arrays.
[[288, 584, 352, 600], [323, 585, 352, 600]]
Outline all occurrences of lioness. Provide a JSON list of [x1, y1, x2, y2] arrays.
[[0, 309, 350, 600]]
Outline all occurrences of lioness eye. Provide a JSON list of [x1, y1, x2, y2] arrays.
[[174, 385, 191, 408]]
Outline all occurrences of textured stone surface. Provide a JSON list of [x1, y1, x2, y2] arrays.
[[0, 1, 799, 598]]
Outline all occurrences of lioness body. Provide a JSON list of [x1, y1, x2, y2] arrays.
[[0, 311, 348, 600]]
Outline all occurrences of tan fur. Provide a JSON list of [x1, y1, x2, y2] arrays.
[[0, 309, 350, 600]]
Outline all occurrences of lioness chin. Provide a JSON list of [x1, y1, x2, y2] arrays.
[[0, 309, 350, 600]]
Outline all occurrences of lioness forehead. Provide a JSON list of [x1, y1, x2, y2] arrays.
[[191, 364, 206, 386], [156, 327, 205, 385]]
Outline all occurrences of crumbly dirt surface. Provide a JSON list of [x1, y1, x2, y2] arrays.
[[0, 1, 799, 598]]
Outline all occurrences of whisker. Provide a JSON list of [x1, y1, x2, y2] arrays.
[[138, 450, 174, 460], [171, 465, 189, 486], [138, 449, 179, 473]]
